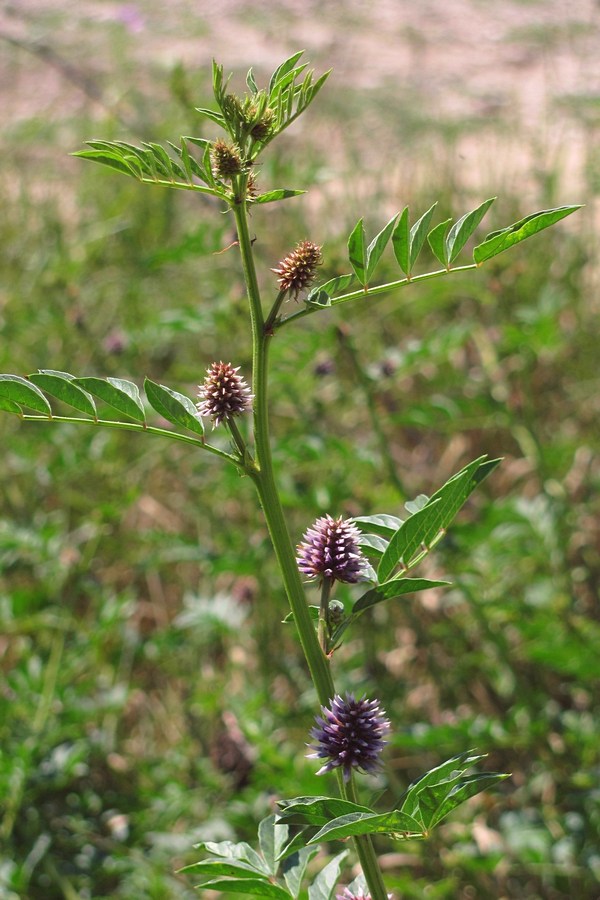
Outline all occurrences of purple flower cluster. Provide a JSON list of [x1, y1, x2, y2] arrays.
[[197, 361, 253, 427], [296, 515, 367, 584], [308, 693, 390, 782]]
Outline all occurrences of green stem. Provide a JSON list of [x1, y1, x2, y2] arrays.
[[276, 263, 479, 328], [21, 415, 240, 465], [232, 198, 334, 706], [227, 416, 253, 463], [346, 776, 389, 900], [318, 578, 333, 654], [264, 289, 288, 334], [232, 196, 388, 900]]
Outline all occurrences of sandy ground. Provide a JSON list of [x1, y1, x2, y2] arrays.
[[1, 0, 599, 203]]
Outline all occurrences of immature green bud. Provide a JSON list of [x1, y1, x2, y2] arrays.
[[250, 108, 275, 141], [272, 240, 322, 298], [328, 599, 345, 626], [211, 140, 243, 179]]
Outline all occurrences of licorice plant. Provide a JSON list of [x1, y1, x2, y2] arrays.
[[0, 53, 581, 899]]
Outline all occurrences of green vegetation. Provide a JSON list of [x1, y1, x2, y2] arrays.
[[1, 27, 598, 900]]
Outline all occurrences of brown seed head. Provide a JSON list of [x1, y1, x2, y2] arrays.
[[211, 140, 243, 179], [271, 240, 322, 298]]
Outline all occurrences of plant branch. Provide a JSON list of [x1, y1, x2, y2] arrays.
[[276, 263, 480, 328], [232, 196, 335, 705], [20, 415, 241, 466]]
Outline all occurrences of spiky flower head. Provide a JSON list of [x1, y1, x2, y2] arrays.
[[308, 694, 390, 782], [272, 240, 322, 298], [211, 140, 244, 179], [197, 361, 253, 427], [297, 515, 367, 584]]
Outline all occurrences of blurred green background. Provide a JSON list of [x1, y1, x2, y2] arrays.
[[1, 2, 599, 898]]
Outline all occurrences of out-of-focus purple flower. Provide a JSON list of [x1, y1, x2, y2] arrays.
[[115, 5, 145, 33], [296, 515, 367, 584], [308, 693, 390, 782]]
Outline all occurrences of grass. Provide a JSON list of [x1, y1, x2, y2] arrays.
[[1, 19, 599, 900]]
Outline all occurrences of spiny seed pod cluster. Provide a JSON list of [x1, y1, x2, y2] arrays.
[[308, 693, 390, 782], [197, 361, 253, 427], [272, 240, 322, 298], [297, 515, 367, 584], [211, 140, 244, 179]]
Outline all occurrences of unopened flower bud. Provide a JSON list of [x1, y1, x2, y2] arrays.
[[250, 108, 275, 141]]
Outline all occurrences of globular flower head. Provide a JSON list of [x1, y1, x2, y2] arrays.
[[197, 361, 253, 427], [211, 139, 244, 179], [308, 694, 390, 782], [272, 240, 322, 298], [297, 515, 367, 584]]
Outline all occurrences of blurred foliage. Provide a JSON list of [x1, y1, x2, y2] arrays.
[[1, 17, 599, 900]]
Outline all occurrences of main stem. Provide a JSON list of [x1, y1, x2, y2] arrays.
[[232, 196, 388, 900]]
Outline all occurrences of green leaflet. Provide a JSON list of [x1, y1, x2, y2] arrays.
[[0, 374, 51, 416], [73, 377, 145, 423], [473, 204, 582, 263], [144, 378, 204, 436]]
